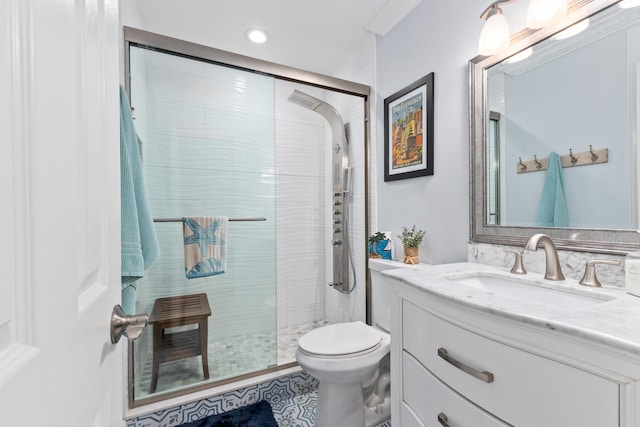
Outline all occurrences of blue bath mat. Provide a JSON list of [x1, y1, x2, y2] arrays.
[[177, 400, 278, 427]]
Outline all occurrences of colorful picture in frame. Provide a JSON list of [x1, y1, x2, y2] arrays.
[[384, 72, 434, 181]]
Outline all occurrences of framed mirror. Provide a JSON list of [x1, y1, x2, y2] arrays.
[[470, 0, 640, 254]]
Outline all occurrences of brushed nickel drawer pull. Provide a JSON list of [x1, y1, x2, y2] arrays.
[[437, 347, 494, 383], [437, 412, 450, 426]]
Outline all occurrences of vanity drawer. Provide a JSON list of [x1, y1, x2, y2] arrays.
[[403, 301, 619, 427], [399, 402, 428, 427], [403, 351, 510, 427]]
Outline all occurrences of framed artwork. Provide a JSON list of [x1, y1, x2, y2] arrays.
[[384, 72, 434, 181]]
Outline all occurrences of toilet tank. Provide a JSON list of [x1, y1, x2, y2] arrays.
[[369, 259, 418, 332]]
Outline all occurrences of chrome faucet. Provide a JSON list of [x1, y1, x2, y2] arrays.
[[524, 234, 566, 281]]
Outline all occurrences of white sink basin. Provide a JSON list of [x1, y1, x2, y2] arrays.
[[443, 272, 613, 310]]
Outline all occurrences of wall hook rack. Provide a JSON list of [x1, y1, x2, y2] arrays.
[[516, 147, 609, 174]]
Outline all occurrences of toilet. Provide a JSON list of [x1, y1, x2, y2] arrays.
[[295, 259, 416, 427]]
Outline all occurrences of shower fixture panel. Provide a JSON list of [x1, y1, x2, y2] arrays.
[[287, 90, 353, 293]]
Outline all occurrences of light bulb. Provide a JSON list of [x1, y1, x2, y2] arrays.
[[479, 9, 511, 55], [527, 0, 567, 29]]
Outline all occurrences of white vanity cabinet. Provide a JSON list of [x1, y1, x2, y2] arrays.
[[387, 273, 640, 427]]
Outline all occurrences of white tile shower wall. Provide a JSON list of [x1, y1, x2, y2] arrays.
[[468, 242, 626, 287], [275, 81, 328, 329], [274, 80, 368, 328]]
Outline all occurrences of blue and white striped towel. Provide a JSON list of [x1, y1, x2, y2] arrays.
[[183, 216, 228, 278]]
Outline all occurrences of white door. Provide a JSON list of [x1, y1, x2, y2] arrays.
[[0, 1, 124, 426]]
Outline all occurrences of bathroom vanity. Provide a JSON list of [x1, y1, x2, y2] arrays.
[[384, 263, 640, 427]]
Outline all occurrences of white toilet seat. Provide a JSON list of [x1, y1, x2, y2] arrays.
[[297, 321, 381, 358]]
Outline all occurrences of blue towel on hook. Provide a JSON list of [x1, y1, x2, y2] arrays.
[[183, 216, 228, 278], [120, 85, 159, 313], [537, 152, 569, 227]]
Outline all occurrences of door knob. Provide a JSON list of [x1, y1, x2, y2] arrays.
[[110, 304, 148, 344]]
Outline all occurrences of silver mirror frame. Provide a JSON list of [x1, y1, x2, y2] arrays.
[[469, 0, 640, 255]]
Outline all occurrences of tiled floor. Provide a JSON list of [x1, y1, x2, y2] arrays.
[[127, 371, 321, 427], [271, 389, 318, 426], [274, 390, 392, 427], [127, 376, 391, 427]]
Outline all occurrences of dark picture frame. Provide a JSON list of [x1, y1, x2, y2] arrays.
[[384, 72, 434, 181]]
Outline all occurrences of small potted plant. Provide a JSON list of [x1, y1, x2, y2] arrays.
[[368, 231, 387, 259], [400, 225, 426, 264]]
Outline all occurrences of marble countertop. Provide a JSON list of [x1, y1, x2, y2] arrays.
[[382, 262, 640, 356]]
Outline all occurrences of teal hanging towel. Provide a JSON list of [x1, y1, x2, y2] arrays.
[[537, 152, 569, 227], [120, 85, 160, 313]]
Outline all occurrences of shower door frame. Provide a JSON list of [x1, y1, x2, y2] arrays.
[[123, 26, 372, 409]]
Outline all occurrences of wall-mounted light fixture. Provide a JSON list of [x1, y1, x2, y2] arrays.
[[479, 0, 567, 55]]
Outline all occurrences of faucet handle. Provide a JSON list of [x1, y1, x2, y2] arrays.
[[504, 249, 527, 275], [579, 259, 621, 287]]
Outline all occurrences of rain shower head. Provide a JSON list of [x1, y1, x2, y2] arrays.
[[287, 89, 344, 130], [287, 89, 324, 111]]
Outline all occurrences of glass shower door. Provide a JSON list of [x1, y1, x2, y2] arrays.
[[128, 45, 277, 403]]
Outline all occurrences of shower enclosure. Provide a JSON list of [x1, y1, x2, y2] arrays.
[[124, 28, 369, 407]]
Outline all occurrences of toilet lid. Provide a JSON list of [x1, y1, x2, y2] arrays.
[[298, 321, 381, 356]]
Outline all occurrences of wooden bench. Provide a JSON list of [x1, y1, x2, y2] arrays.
[[148, 293, 212, 393]]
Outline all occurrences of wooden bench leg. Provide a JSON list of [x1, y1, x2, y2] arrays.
[[199, 318, 210, 380], [150, 325, 162, 393]]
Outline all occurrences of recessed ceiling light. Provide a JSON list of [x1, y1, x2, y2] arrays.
[[245, 29, 270, 44]]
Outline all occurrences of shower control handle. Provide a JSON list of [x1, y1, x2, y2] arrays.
[[334, 209, 342, 215], [334, 201, 342, 206], [332, 240, 343, 246]]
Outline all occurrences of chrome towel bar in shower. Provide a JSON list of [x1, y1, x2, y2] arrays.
[[154, 217, 267, 222]]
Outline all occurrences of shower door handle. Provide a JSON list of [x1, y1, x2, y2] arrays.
[[110, 304, 148, 344]]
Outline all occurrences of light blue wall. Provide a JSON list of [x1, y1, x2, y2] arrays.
[[375, 0, 491, 264]]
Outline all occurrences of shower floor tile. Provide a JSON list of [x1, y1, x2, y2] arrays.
[[136, 320, 329, 398], [277, 320, 329, 364]]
